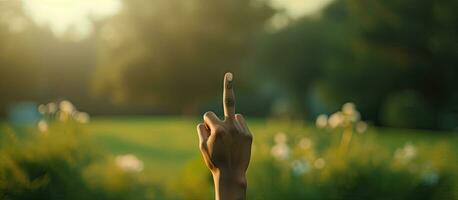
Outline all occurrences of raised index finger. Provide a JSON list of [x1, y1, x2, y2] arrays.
[[223, 72, 235, 120]]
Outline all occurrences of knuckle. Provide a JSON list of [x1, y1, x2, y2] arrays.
[[226, 80, 233, 89], [224, 97, 234, 107], [207, 162, 217, 171], [203, 111, 213, 118]]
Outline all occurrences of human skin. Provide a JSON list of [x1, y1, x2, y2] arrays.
[[197, 72, 253, 200]]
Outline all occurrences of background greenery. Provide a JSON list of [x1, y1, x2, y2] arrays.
[[1, 115, 457, 200], [0, 0, 456, 129], [0, 0, 457, 199]]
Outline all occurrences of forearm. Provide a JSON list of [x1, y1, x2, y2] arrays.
[[212, 170, 247, 200]]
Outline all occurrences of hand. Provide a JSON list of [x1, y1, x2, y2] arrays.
[[197, 72, 252, 200]]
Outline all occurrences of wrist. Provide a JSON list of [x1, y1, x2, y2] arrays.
[[213, 169, 247, 188], [212, 169, 247, 200]]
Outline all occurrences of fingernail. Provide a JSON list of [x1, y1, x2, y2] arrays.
[[225, 72, 233, 81], [225, 72, 233, 89]]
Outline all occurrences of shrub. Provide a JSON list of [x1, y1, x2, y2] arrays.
[[0, 101, 157, 200]]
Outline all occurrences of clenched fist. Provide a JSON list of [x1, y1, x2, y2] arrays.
[[197, 72, 252, 200]]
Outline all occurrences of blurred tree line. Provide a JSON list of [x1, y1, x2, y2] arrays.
[[0, 0, 456, 130], [0, 1, 99, 114], [93, 0, 274, 113], [251, 0, 458, 129]]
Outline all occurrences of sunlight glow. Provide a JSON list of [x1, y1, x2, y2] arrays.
[[21, 0, 332, 39], [271, 0, 334, 18], [268, 0, 334, 30], [21, 0, 121, 39]]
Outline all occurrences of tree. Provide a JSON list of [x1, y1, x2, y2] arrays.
[[0, 1, 97, 116], [250, 0, 458, 129], [323, 0, 458, 129], [94, 0, 274, 113]]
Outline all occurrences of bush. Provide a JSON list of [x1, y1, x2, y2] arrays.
[[0, 101, 157, 200], [247, 129, 457, 200], [177, 103, 457, 200]]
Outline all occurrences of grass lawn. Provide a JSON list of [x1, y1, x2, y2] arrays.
[[87, 116, 458, 183]]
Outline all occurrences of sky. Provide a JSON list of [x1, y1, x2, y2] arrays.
[[21, 0, 333, 38], [22, 0, 122, 38], [271, 0, 333, 19]]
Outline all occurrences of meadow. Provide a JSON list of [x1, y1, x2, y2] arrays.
[[87, 116, 458, 182], [1, 114, 457, 199]]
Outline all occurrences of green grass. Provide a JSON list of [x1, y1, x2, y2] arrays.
[[88, 117, 200, 182], [87, 116, 458, 183], [1, 116, 457, 199]]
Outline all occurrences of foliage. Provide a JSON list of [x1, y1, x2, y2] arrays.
[[172, 104, 457, 199], [1, 112, 457, 199], [0, 0, 456, 130], [0, 1, 100, 116], [247, 131, 457, 200], [241, 104, 457, 199], [247, 103, 457, 199], [0, 102, 157, 200], [94, 0, 275, 112], [380, 91, 435, 129], [251, 0, 458, 129]]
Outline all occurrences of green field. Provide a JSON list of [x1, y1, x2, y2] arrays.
[[87, 116, 458, 183], [88, 117, 202, 182], [2, 116, 457, 199]]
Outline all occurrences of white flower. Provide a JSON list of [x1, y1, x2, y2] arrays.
[[341, 102, 363, 123], [315, 114, 328, 128], [59, 100, 75, 114], [115, 154, 144, 172], [274, 132, 287, 144], [313, 158, 326, 169], [404, 143, 416, 159], [356, 121, 368, 133], [328, 112, 343, 128], [298, 137, 313, 150], [47, 102, 58, 114], [37, 119, 48, 133], [394, 142, 417, 163], [291, 159, 310, 176], [73, 112, 90, 124], [342, 102, 356, 116], [271, 143, 290, 160], [422, 170, 439, 185], [351, 111, 361, 122], [38, 104, 47, 114]]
